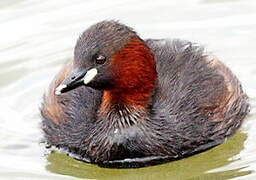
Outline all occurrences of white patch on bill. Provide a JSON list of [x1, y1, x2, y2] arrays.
[[83, 68, 97, 84]]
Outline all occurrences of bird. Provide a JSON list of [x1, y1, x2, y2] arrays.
[[41, 20, 249, 168]]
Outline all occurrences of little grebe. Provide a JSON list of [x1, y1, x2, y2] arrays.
[[41, 21, 249, 168]]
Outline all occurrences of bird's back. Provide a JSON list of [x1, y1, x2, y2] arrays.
[[146, 39, 249, 156]]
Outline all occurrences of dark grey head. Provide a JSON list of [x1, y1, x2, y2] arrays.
[[55, 21, 155, 96], [74, 20, 137, 67]]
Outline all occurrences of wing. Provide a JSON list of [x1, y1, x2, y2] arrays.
[[146, 39, 249, 154]]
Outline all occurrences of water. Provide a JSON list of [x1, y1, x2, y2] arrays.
[[0, 0, 255, 179]]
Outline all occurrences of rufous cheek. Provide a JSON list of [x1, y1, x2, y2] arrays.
[[99, 37, 157, 110]]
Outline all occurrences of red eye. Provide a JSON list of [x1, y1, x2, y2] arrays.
[[95, 55, 106, 65]]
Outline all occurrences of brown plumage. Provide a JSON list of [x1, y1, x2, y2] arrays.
[[41, 21, 249, 168]]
